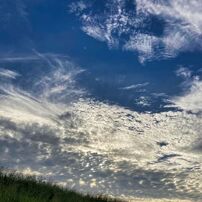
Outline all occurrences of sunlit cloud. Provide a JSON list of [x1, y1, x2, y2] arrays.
[[167, 67, 202, 113], [170, 76, 202, 113], [0, 54, 201, 201]]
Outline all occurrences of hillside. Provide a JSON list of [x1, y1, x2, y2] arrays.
[[0, 171, 121, 202]]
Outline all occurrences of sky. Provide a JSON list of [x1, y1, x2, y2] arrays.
[[0, 0, 202, 201]]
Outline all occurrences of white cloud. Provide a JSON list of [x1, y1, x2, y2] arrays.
[[0, 68, 20, 79], [120, 82, 149, 90], [176, 67, 192, 79], [170, 76, 202, 113], [124, 34, 159, 62], [0, 54, 201, 201], [136, 0, 202, 58], [70, 0, 202, 62], [69, 1, 88, 15], [135, 96, 151, 107], [82, 24, 111, 43], [0, 54, 85, 124], [0, 96, 201, 200], [167, 67, 202, 113], [0, 56, 39, 62], [136, 0, 202, 35]]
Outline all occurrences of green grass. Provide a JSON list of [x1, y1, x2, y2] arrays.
[[0, 170, 122, 202]]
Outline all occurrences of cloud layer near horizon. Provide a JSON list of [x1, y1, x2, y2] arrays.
[[0, 55, 201, 201]]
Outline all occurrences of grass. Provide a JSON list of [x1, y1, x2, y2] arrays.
[[0, 170, 122, 202]]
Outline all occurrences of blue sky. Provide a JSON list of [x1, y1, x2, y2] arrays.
[[0, 1, 202, 201], [0, 0, 202, 112]]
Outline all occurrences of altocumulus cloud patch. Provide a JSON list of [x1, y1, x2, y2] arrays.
[[69, 0, 202, 63], [0, 54, 201, 201]]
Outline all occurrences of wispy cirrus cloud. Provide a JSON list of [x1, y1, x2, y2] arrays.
[[68, 1, 88, 15], [0, 68, 20, 79], [0, 56, 39, 62], [69, 0, 202, 63], [120, 82, 149, 90]]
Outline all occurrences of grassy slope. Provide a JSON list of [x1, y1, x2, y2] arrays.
[[0, 171, 121, 202]]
